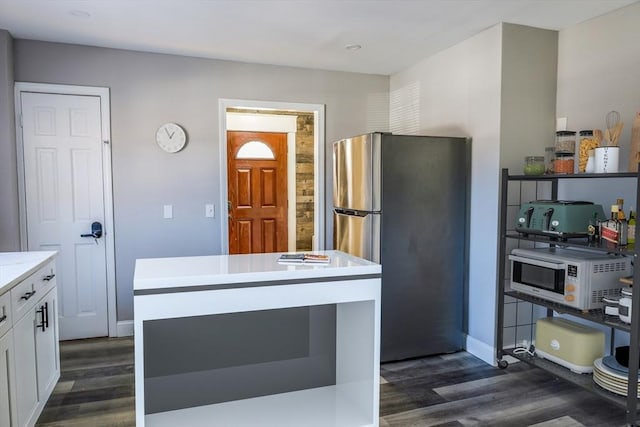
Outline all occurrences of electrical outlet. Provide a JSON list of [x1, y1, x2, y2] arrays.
[[521, 339, 529, 349], [205, 204, 215, 218]]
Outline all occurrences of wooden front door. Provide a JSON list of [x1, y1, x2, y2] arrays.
[[227, 131, 288, 254]]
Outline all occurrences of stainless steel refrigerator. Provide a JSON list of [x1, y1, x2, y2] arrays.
[[333, 132, 470, 362]]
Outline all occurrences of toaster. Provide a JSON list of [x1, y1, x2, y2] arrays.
[[515, 200, 605, 238], [535, 317, 604, 373]]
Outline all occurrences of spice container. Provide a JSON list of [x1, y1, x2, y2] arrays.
[[523, 156, 545, 175]]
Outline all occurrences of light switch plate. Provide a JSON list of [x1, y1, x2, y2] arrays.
[[163, 205, 173, 219], [205, 204, 215, 218]]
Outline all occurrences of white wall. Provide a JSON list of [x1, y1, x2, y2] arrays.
[[391, 22, 559, 364], [0, 30, 19, 251], [557, 2, 640, 173], [391, 24, 503, 363]]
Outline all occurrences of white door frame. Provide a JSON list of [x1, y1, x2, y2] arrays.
[[14, 82, 117, 338], [219, 99, 325, 253]]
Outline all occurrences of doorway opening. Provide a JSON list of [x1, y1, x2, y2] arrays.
[[219, 99, 325, 254]]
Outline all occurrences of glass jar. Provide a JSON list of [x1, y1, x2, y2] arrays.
[[523, 156, 545, 175], [555, 130, 576, 154], [578, 130, 598, 173], [544, 146, 555, 174], [554, 153, 575, 174]]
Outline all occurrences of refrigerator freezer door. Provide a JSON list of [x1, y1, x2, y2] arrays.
[[332, 133, 381, 212], [333, 210, 380, 263]]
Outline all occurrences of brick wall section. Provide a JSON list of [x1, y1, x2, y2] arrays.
[[295, 113, 314, 250]]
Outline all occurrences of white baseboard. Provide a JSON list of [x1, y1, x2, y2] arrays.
[[116, 320, 134, 337], [465, 334, 496, 366]]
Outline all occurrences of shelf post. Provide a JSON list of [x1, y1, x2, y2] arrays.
[[495, 168, 509, 363], [625, 166, 640, 425]]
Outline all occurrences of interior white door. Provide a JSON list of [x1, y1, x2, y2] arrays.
[[21, 92, 108, 340]]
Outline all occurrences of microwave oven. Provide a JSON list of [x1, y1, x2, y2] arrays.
[[509, 247, 631, 310]]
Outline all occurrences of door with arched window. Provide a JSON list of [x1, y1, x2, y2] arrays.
[[227, 131, 288, 254]]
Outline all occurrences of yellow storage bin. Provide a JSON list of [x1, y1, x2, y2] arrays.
[[535, 317, 604, 374]]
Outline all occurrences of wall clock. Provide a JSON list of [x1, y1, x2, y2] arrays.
[[156, 122, 187, 153]]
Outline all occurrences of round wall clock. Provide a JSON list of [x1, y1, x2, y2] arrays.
[[156, 123, 187, 153]]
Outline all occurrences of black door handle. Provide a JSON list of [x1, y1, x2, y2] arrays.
[[81, 221, 103, 239]]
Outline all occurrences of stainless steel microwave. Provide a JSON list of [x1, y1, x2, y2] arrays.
[[509, 247, 630, 310]]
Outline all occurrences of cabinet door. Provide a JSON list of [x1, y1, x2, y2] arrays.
[[0, 331, 18, 427], [35, 289, 59, 399], [13, 311, 38, 427]]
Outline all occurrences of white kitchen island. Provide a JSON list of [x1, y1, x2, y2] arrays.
[[133, 250, 381, 427]]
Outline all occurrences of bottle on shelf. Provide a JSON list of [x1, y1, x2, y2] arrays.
[[628, 210, 636, 245], [619, 214, 628, 247], [616, 199, 628, 246], [617, 198, 626, 221]]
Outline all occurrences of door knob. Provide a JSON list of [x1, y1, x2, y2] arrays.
[[81, 221, 103, 239]]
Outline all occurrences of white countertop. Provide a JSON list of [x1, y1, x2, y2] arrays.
[[0, 251, 58, 295], [133, 250, 380, 292]]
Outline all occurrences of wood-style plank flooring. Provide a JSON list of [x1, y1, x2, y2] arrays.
[[36, 337, 629, 426]]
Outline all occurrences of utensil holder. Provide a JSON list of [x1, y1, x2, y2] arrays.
[[595, 146, 619, 173]]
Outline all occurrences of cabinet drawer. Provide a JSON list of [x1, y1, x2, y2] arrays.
[[0, 292, 10, 338], [10, 261, 56, 322]]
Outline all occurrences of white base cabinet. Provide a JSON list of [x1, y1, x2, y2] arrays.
[[0, 252, 59, 427], [0, 331, 18, 427], [13, 310, 39, 427]]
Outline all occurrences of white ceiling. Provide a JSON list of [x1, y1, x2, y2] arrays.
[[0, 0, 637, 75]]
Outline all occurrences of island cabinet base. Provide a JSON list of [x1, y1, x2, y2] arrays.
[[133, 251, 382, 427], [145, 383, 376, 427]]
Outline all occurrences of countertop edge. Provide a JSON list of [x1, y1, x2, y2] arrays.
[[0, 251, 58, 295]]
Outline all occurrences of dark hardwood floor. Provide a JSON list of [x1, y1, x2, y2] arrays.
[[36, 337, 629, 426]]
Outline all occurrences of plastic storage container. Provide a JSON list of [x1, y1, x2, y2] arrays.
[[535, 317, 604, 373]]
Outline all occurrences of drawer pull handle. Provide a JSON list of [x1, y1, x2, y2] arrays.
[[20, 290, 36, 301], [43, 274, 56, 281], [0, 315, 6, 324], [36, 302, 48, 331]]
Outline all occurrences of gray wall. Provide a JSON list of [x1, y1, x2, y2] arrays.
[[389, 23, 559, 364], [0, 30, 19, 251], [500, 24, 558, 169], [12, 40, 389, 321]]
